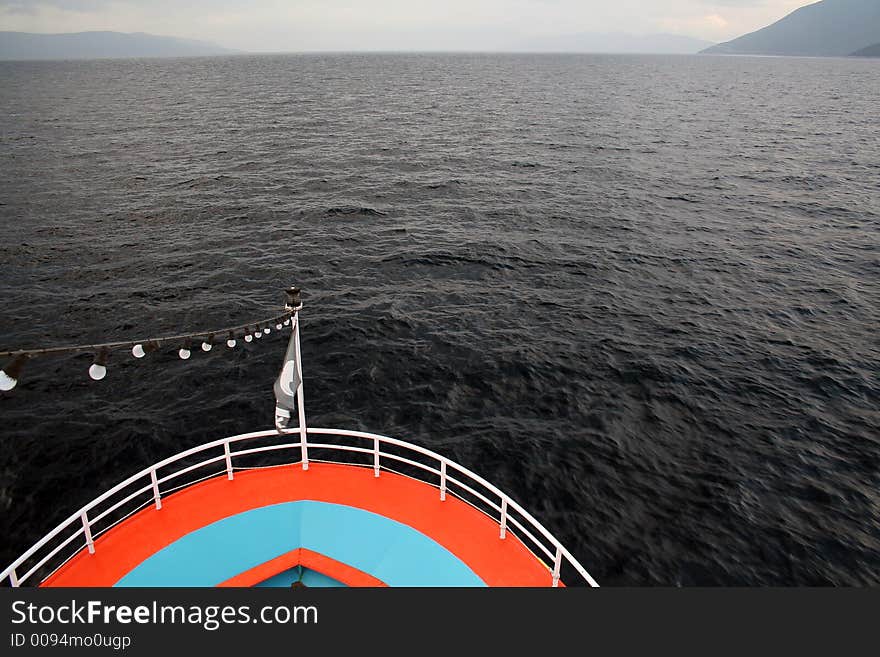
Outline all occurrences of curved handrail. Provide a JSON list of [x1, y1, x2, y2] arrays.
[[2, 428, 599, 588]]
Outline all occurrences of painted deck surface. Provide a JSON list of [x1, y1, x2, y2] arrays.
[[43, 463, 557, 587], [256, 566, 344, 588], [116, 501, 484, 587]]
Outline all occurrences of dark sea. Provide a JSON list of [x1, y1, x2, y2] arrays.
[[1, 53, 878, 586]]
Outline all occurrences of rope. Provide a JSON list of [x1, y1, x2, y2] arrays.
[[0, 308, 296, 359], [0, 286, 303, 389]]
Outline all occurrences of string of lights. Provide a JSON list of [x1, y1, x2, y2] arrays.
[[0, 287, 303, 392]]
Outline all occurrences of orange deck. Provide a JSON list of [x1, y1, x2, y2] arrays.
[[44, 463, 557, 587]]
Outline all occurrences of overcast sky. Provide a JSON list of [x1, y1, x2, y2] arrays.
[[0, 0, 814, 51]]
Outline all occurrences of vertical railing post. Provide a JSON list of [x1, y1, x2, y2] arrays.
[[440, 461, 447, 501], [150, 469, 162, 510], [552, 546, 562, 587], [293, 308, 309, 471], [500, 498, 508, 539], [373, 437, 380, 477], [9, 568, 19, 588], [224, 440, 234, 480], [81, 511, 95, 555]]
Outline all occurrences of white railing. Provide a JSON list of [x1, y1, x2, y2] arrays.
[[1, 428, 600, 588]]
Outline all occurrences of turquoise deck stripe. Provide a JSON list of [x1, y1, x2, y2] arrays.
[[114, 501, 485, 587]]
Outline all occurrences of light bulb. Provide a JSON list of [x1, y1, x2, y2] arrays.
[[284, 318, 290, 326], [179, 348, 191, 359], [88, 363, 107, 380], [227, 338, 236, 348], [254, 330, 262, 339], [201, 342, 212, 352], [0, 370, 17, 391], [89, 349, 110, 381], [276, 323, 283, 330], [244, 334, 253, 343], [1, 355, 28, 391], [263, 327, 271, 335]]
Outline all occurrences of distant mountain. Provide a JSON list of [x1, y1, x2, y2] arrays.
[[0, 31, 238, 60], [516, 33, 714, 54], [851, 43, 880, 57], [701, 0, 880, 57]]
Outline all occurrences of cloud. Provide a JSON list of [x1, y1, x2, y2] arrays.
[[703, 1, 766, 5], [704, 13, 730, 28], [0, 0, 111, 11], [658, 12, 732, 38]]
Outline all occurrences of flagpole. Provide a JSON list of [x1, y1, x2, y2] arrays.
[[286, 287, 309, 471]]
